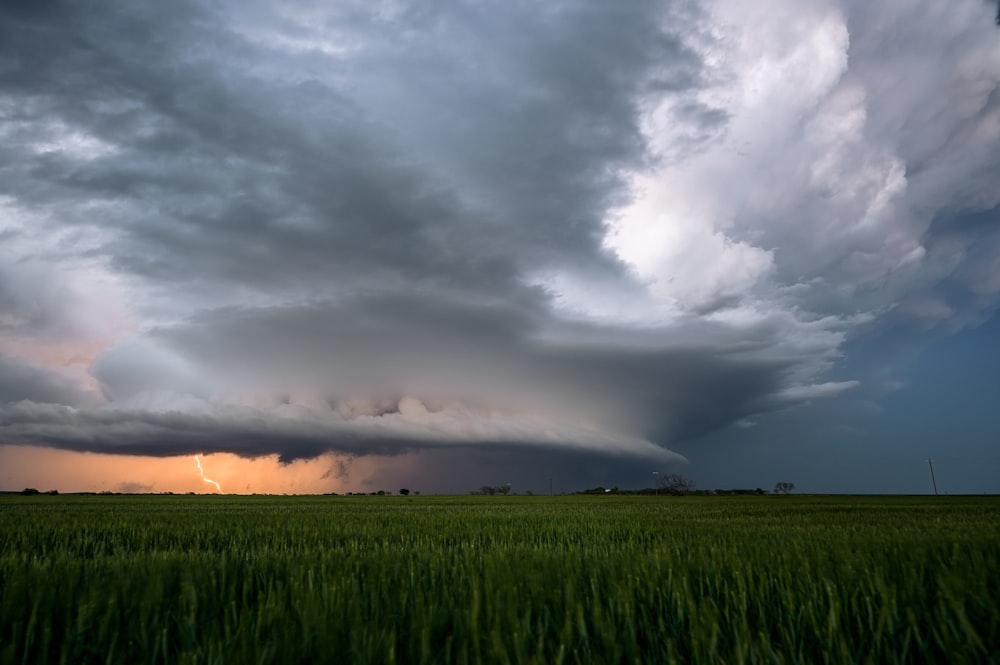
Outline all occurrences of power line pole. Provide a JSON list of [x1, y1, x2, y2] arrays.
[[926, 458, 938, 496]]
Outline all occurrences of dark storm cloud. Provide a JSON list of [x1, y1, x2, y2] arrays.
[[0, 396, 683, 464], [0, 262, 54, 336], [0, 0, 739, 463], [3, 289, 834, 462], [107, 292, 801, 438], [0, 0, 708, 302], [0, 355, 82, 405], [2, 0, 997, 485], [357, 446, 691, 496], [0, 254, 94, 341]]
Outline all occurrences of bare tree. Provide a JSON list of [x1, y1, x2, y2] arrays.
[[774, 482, 795, 495], [657, 473, 695, 496]]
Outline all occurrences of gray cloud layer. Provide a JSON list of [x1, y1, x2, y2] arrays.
[[1, 0, 998, 476]]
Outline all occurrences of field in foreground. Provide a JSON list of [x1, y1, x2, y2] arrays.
[[1, 495, 997, 664]]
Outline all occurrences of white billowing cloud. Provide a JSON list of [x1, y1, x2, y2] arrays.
[[601, 0, 1000, 338], [604, 0, 855, 316], [605, 191, 774, 311]]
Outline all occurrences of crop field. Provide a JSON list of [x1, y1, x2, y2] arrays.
[[1, 495, 997, 664]]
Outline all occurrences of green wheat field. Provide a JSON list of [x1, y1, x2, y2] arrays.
[[2, 494, 997, 664]]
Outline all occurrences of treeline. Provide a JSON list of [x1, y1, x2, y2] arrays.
[[578, 487, 775, 496], [470, 484, 513, 496]]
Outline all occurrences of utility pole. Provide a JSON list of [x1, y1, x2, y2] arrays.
[[926, 458, 938, 496]]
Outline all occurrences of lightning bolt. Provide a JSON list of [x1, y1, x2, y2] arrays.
[[194, 455, 222, 493]]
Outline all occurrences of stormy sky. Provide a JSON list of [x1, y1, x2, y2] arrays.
[[1, 0, 998, 494]]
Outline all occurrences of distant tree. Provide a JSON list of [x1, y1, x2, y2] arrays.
[[376, 490, 385, 496], [657, 474, 694, 496], [399, 488, 410, 496], [498, 483, 512, 495], [479, 485, 496, 496], [774, 482, 795, 495], [20, 488, 39, 496]]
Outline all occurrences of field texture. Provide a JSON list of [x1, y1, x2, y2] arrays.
[[1, 495, 997, 664]]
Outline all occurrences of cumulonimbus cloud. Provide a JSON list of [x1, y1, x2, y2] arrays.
[[0, 0, 997, 474]]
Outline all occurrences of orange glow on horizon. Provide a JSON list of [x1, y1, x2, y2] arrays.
[[0, 446, 386, 495]]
